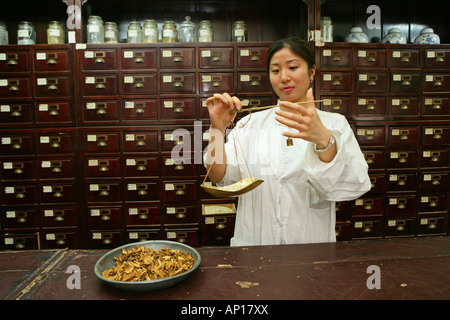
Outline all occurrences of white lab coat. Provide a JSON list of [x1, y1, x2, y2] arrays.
[[206, 107, 371, 246]]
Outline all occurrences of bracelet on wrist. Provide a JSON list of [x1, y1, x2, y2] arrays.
[[314, 134, 335, 153]]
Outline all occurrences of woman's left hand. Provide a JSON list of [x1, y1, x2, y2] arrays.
[[274, 88, 331, 149]]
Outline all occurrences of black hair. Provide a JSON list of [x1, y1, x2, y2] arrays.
[[266, 37, 315, 72]]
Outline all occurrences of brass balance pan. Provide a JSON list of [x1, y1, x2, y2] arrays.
[[201, 177, 264, 198]]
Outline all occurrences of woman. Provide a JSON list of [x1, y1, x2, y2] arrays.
[[204, 37, 371, 246]]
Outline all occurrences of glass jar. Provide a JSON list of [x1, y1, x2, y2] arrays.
[[127, 21, 143, 43], [198, 20, 213, 42], [232, 21, 247, 42], [87, 15, 104, 44], [143, 19, 158, 43], [0, 22, 9, 45], [162, 20, 177, 43], [47, 21, 65, 44], [179, 16, 195, 42], [320, 16, 333, 42], [104, 22, 119, 43], [18, 21, 36, 45]]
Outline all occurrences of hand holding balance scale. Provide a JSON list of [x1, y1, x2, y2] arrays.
[[201, 99, 325, 197]]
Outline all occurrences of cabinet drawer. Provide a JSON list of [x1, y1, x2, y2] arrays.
[[386, 150, 417, 169], [321, 96, 352, 117], [202, 214, 236, 246], [87, 206, 122, 229], [0, 51, 30, 73], [390, 73, 420, 92], [84, 132, 120, 153], [161, 98, 195, 120], [390, 49, 420, 68], [121, 74, 156, 95], [384, 218, 416, 237], [199, 47, 233, 68], [387, 172, 417, 192], [424, 49, 450, 69], [2, 184, 37, 205], [3, 233, 40, 250], [161, 155, 197, 177], [37, 132, 75, 154], [85, 157, 121, 178], [123, 131, 158, 153], [40, 182, 76, 203], [355, 126, 385, 146], [422, 126, 450, 145], [355, 97, 386, 116], [352, 218, 383, 239], [88, 230, 123, 249], [41, 228, 80, 249], [124, 180, 159, 201], [162, 180, 197, 202], [356, 72, 387, 92], [355, 49, 387, 68], [389, 97, 419, 116], [386, 195, 417, 217], [160, 73, 196, 94], [0, 77, 32, 98], [160, 48, 195, 69], [124, 157, 159, 177], [200, 72, 233, 93], [81, 49, 118, 70], [39, 158, 76, 179], [237, 72, 272, 93], [87, 181, 122, 203], [82, 100, 120, 123], [0, 134, 34, 155], [417, 214, 447, 235], [163, 205, 198, 225], [237, 47, 269, 68], [161, 129, 193, 152], [422, 97, 450, 117], [121, 48, 156, 69], [125, 205, 160, 226], [423, 74, 450, 92], [319, 48, 353, 68], [2, 207, 39, 229], [420, 149, 449, 168], [320, 72, 352, 92], [36, 101, 73, 123], [418, 194, 448, 213], [367, 173, 387, 195], [353, 197, 383, 216], [420, 172, 449, 193], [82, 74, 118, 96], [34, 50, 70, 72], [122, 99, 157, 121], [164, 228, 199, 247], [362, 150, 385, 170], [1, 159, 36, 180], [0, 102, 33, 125], [388, 126, 420, 146], [41, 206, 78, 227]]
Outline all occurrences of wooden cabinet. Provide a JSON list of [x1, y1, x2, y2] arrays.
[[1, 0, 449, 249]]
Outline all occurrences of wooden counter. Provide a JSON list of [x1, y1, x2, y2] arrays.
[[1, 236, 449, 303]]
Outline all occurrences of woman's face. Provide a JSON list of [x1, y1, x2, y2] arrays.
[[269, 47, 315, 103]]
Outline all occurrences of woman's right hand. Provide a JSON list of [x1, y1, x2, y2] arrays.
[[205, 92, 242, 132]]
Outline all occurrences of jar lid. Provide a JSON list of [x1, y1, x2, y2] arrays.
[[180, 16, 194, 28]]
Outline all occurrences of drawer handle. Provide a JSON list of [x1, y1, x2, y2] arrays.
[[134, 57, 144, 63], [401, 57, 410, 63], [14, 167, 24, 174], [400, 134, 409, 140], [137, 189, 148, 196], [212, 81, 221, 87], [12, 143, 22, 149], [332, 56, 341, 61], [250, 80, 260, 86], [137, 165, 146, 171], [366, 104, 375, 110], [431, 155, 440, 162], [434, 81, 442, 87], [49, 110, 59, 116], [138, 213, 148, 220], [216, 223, 226, 230], [48, 84, 58, 91], [95, 83, 106, 89], [368, 57, 376, 62], [102, 238, 112, 244], [53, 192, 63, 198], [134, 82, 144, 89], [332, 80, 341, 86], [175, 189, 185, 196], [98, 141, 107, 147], [99, 165, 109, 172], [95, 57, 105, 64], [212, 56, 221, 62], [16, 192, 25, 199], [174, 107, 184, 113], [250, 56, 260, 61], [9, 85, 19, 92], [432, 104, 441, 110], [368, 80, 377, 86], [96, 108, 106, 115], [47, 59, 57, 65], [52, 167, 62, 173], [332, 104, 341, 110], [7, 59, 18, 66], [100, 214, 110, 221], [11, 110, 22, 117], [401, 80, 410, 86], [136, 140, 146, 146], [436, 57, 444, 63], [173, 82, 183, 88], [396, 222, 405, 231], [173, 57, 182, 63], [428, 219, 438, 229], [400, 104, 409, 110], [175, 163, 184, 170], [433, 134, 442, 140], [99, 190, 109, 196]]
